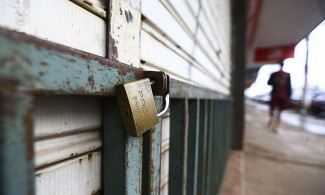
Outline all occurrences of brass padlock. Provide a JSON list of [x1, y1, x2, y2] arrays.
[[116, 78, 166, 137]]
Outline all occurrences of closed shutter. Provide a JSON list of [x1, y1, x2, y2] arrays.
[[0, 0, 232, 195]]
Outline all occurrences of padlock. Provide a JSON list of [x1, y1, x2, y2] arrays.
[[115, 78, 169, 137]]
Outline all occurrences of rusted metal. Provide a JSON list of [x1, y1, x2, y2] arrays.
[[69, 0, 107, 19], [0, 27, 224, 100], [169, 79, 227, 99], [0, 78, 35, 195], [143, 71, 169, 95], [0, 27, 142, 96]]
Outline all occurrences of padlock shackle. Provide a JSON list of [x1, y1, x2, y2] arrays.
[[157, 94, 169, 118]]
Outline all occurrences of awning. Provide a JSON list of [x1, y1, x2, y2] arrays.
[[246, 0, 325, 68]]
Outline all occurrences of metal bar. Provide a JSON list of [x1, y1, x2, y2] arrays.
[[0, 27, 226, 100], [125, 138, 143, 194], [103, 97, 143, 194], [103, 98, 126, 194], [193, 99, 200, 195], [198, 100, 208, 195], [231, 0, 246, 150], [215, 100, 222, 194], [148, 120, 161, 195], [186, 99, 200, 195], [169, 99, 187, 195], [142, 97, 162, 195], [0, 79, 35, 195], [205, 100, 214, 195]]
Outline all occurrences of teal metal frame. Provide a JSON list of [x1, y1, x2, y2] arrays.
[[0, 27, 232, 195]]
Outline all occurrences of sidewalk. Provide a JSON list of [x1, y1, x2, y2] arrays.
[[222, 100, 325, 195]]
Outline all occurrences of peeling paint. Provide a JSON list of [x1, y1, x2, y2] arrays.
[[108, 34, 118, 60]]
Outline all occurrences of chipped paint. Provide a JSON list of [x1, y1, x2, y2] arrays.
[[148, 118, 162, 194], [0, 28, 224, 98], [0, 79, 35, 195], [108, 34, 118, 60]]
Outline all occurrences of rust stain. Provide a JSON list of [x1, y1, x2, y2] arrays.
[[88, 153, 93, 162], [0, 28, 146, 96], [88, 76, 95, 89], [40, 61, 48, 66], [83, 0, 93, 7], [79, 159, 82, 164], [38, 71, 44, 76], [108, 34, 118, 60], [23, 98, 34, 160]]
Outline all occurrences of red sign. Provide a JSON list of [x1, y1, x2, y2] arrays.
[[254, 45, 295, 62]]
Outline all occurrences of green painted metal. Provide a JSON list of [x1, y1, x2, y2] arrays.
[[103, 98, 143, 195], [103, 98, 126, 194], [0, 81, 35, 195], [142, 118, 162, 195], [186, 99, 200, 195], [0, 28, 225, 100], [0, 28, 141, 96], [169, 99, 187, 195], [0, 27, 234, 195]]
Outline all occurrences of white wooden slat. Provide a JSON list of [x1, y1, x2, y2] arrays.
[[191, 66, 229, 95], [0, 0, 106, 56], [33, 96, 101, 138], [185, 0, 200, 16], [142, 0, 195, 56], [88, 0, 106, 9], [109, 0, 141, 67], [167, 0, 197, 34], [35, 131, 102, 167], [70, 0, 107, 19], [142, 21, 220, 85], [35, 152, 101, 195], [161, 116, 170, 142], [192, 42, 222, 79], [141, 63, 199, 88], [203, 0, 232, 70], [160, 184, 168, 195], [160, 151, 169, 187], [141, 30, 191, 79], [195, 28, 225, 76]]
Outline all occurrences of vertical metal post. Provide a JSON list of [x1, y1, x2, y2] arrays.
[[197, 100, 208, 195], [186, 99, 200, 195], [205, 100, 214, 195], [103, 98, 143, 195], [143, 97, 162, 195], [231, 0, 246, 150], [0, 80, 35, 195], [169, 99, 188, 195]]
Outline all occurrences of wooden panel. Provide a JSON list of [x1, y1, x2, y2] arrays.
[[141, 30, 190, 79], [167, 0, 198, 34], [0, 0, 106, 56], [161, 115, 170, 142], [160, 151, 169, 188], [142, 0, 195, 55], [33, 96, 101, 138], [108, 0, 141, 67], [35, 131, 101, 167], [35, 152, 101, 195], [140, 0, 232, 94]]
